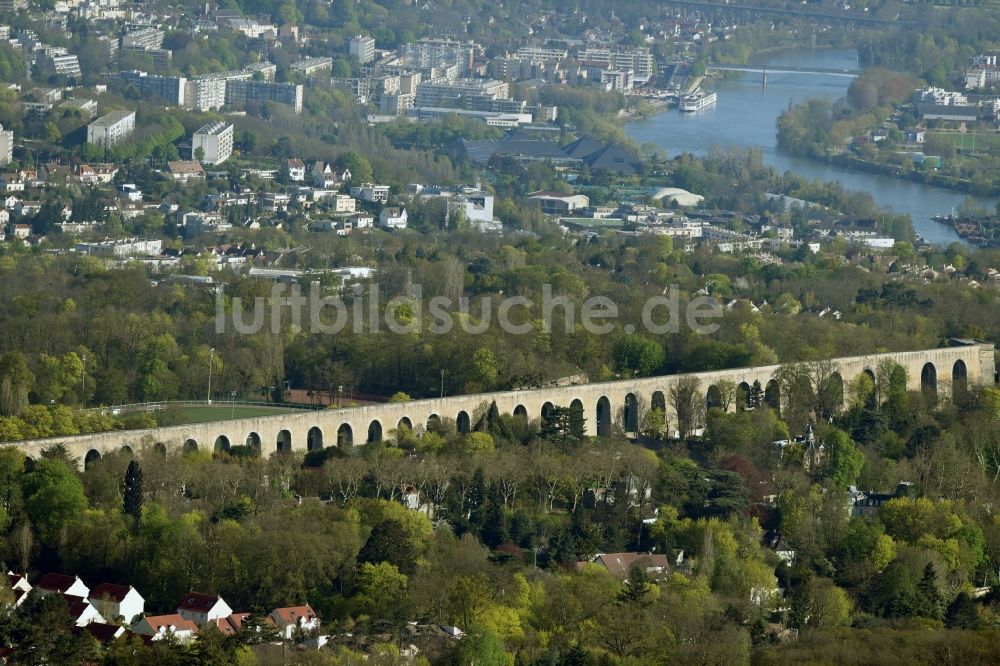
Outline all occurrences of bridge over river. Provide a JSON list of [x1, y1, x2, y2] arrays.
[[4, 344, 994, 468], [708, 65, 860, 78]]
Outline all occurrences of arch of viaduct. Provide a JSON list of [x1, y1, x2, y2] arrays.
[[5, 344, 995, 468]]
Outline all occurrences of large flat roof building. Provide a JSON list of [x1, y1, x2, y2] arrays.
[[192, 121, 234, 165], [289, 57, 332, 77], [87, 110, 136, 148]]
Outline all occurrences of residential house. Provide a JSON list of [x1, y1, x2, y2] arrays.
[[89, 583, 145, 624], [15, 201, 41, 217], [310, 161, 350, 189], [77, 163, 119, 184], [0, 208, 9, 227], [133, 614, 199, 642], [6, 572, 31, 608], [10, 223, 30, 239], [212, 612, 251, 636], [584, 553, 670, 580], [62, 594, 106, 626], [286, 158, 306, 182], [350, 213, 374, 229], [350, 183, 390, 204], [166, 160, 206, 182], [85, 622, 127, 645], [379, 206, 407, 229], [35, 573, 89, 598], [176, 592, 233, 626], [261, 193, 291, 212], [0, 172, 25, 191], [329, 194, 356, 214], [269, 605, 320, 639]]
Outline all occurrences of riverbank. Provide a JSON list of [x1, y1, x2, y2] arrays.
[[803, 151, 1000, 198], [624, 46, 990, 245]]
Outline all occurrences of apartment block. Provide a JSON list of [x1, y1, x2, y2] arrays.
[[0, 124, 12, 165], [38, 48, 81, 78], [226, 80, 303, 113], [192, 121, 234, 165], [514, 46, 568, 62], [117, 71, 186, 106], [349, 35, 375, 64], [289, 57, 332, 77], [121, 27, 164, 50], [415, 78, 509, 108], [183, 76, 229, 111], [87, 110, 136, 148], [578, 47, 654, 83], [402, 38, 477, 75]]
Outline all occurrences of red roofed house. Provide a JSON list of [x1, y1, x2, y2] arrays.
[[212, 612, 250, 636], [584, 552, 670, 580], [35, 573, 89, 599], [85, 622, 127, 644], [132, 614, 199, 642], [6, 572, 31, 609], [62, 594, 106, 627], [176, 592, 233, 626], [269, 605, 320, 639], [89, 583, 145, 624]]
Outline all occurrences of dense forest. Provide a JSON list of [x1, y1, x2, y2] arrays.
[[6, 346, 1000, 663]]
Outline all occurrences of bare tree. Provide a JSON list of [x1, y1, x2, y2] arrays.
[[324, 455, 367, 504], [807, 359, 841, 419], [531, 446, 566, 512], [715, 379, 738, 412], [487, 448, 527, 509], [670, 376, 703, 438], [16, 522, 33, 573]]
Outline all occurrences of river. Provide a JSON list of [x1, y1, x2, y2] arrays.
[[625, 48, 996, 245]]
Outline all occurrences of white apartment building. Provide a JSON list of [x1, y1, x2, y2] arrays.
[[414, 78, 509, 107], [75, 238, 162, 257], [349, 35, 375, 64], [192, 121, 234, 165], [121, 27, 164, 50], [402, 38, 477, 75], [578, 47, 654, 83], [184, 76, 230, 111], [515, 46, 568, 62], [290, 57, 332, 76], [87, 110, 136, 148], [330, 194, 356, 213], [914, 87, 968, 106], [350, 183, 390, 203], [0, 124, 12, 165]]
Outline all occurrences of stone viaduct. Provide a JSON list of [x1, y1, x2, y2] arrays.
[[4, 344, 995, 468]]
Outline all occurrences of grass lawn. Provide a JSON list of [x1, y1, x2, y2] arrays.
[[930, 131, 1000, 154], [161, 404, 301, 425]]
